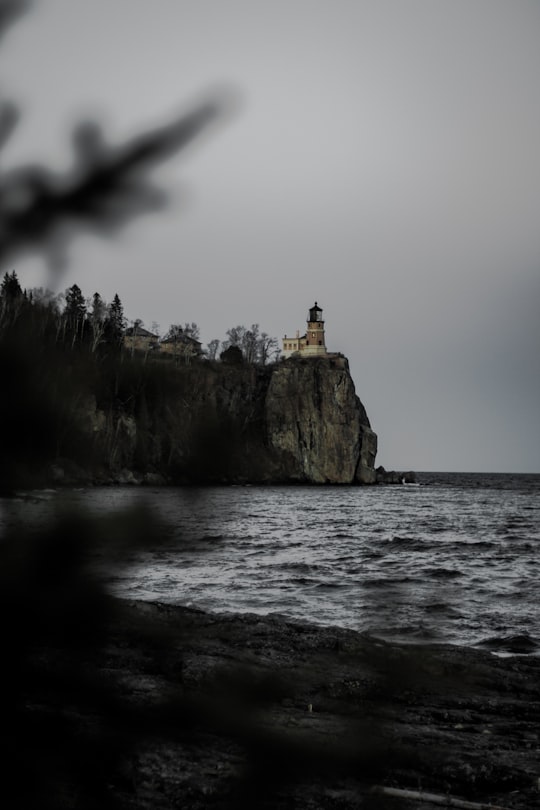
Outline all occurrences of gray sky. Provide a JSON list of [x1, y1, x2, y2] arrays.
[[2, 0, 539, 472]]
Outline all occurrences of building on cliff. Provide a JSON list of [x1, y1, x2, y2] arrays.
[[282, 302, 327, 359], [123, 323, 159, 352], [123, 323, 202, 361], [160, 329, 202, 361]]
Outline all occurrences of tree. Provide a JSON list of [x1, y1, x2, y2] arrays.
[[0, 269, 24, 332], [220, 323, 279, 364], [89, 291, 107, 353], [0, 270, 22, 301], [220, 325, 246, 355], [258, 332, 280, 365], [28, 287, 60, 309], [182, 322, 200, 341], [205, 338, 220, 361], [90, 291, 106, 320], [65, 283, 86, 322], [164, 322, 200, 341], [244, 324, 262, 364], [104, 293, 126, 349], [164, 323, 184, 341], [64, 283, 87, 347]]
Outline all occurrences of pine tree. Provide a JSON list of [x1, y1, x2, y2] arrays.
[[0, 270, 24, 331], [104, 293, 126, 348], [0, 270, 22, 301], [64, 284, 86, 324], [63, 283, 87, 347]]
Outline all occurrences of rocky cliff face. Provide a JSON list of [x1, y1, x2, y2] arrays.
[[70, 355, 377, 485], [263, 357, 377, 484]]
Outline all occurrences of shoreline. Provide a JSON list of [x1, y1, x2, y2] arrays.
[[99, 599, 540, 808]]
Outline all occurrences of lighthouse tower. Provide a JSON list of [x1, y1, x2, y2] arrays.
[[303, 302, 326, 356], [282, 302, 327, 358]]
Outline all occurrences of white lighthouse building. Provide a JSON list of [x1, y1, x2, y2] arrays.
[[282, 302, 328, 359]]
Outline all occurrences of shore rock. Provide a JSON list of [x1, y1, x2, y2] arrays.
[[82, 602, 540, 808], [376, 466, 417, 485]]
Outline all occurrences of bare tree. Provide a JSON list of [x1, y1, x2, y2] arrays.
[[205, 338, 220, 361], [182, 322, 200, 341], [243, 323, 260, 364], [89, 291, 108, 353], [221, 325, 246, 355], [258, 331, 280, 364], [221, 323, 279, 364]]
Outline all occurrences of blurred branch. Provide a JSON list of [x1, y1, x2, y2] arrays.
[[0, 100, 19, 151], [0, 0, 33, 42], [0, 95, 232, 271]]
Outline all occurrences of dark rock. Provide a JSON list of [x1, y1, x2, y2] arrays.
[[90, 602, 540, 808], [376, 466, 417, 485]]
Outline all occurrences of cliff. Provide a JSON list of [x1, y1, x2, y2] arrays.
[[264, 356, 377, 484], [66, 354, 377, 486]]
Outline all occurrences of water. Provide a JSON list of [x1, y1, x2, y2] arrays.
[[2, 472, 539, 651]]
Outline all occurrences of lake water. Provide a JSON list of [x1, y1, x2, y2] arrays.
[[2, 472, 540, 652]]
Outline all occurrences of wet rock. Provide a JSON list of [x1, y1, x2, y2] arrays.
[[376, 466, 417, 484]]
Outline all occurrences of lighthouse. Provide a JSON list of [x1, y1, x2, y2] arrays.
[[282, 302, 327, 358]]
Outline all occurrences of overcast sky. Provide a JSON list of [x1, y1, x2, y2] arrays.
[[2, 0, 539, 473]]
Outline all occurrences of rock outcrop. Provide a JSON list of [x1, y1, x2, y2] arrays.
[[20, 597, 540, 810], [58, 354, 378, 486], [264, 356, 377, 484]]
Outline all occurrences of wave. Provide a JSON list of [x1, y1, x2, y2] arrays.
[[475, 633, 539, 654], [383, 536, 427, 551]]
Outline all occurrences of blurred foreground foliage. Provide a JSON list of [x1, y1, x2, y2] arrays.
[[0, 502, 410, 809], [0, 3, 481, 808]]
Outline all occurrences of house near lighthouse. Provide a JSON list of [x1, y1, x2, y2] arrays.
[[282, 302, 328, 359]]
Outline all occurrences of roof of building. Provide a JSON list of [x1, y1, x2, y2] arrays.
[[124, 326, 158, 338], [160, 333, 202, 347]]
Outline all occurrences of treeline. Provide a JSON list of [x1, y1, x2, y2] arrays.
[[0, 270, 282, 489], [1, 271, 280, 365], [0, 271, 126, 355]]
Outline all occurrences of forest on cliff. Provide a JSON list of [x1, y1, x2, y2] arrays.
[[0, 270, 282, 490]]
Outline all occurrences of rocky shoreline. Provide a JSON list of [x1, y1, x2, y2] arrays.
[[29, 599, 538, 809], [49, 463, 417, 488]]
